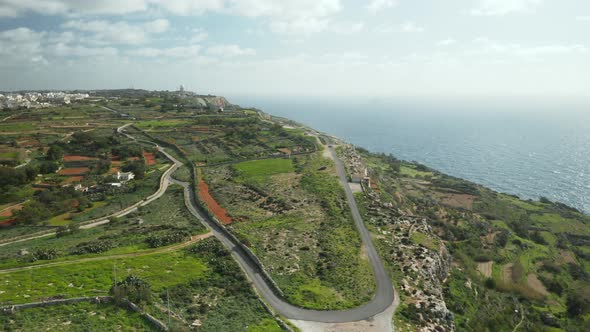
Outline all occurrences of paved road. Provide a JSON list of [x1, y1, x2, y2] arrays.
[[162, 143, 395, 323], [2, 123, 395, 324], [0, 124, 178, 247]]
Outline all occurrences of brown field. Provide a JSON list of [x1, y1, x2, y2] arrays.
[[527, 274, 549, 296], [477, 261, 493, 278], [198, 179, 232, 224], [58, 167, 90, 175], [502, 263, 514, 283], [557, 250, 578, 265], [0, 203, 24, 217], [437, 193, 475, 210], [143, 152, 156, 165], [61, 176, 84, 184], [63, 155, 98, 162]]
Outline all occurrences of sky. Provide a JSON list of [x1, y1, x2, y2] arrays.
[[0, 0, 589, 98]]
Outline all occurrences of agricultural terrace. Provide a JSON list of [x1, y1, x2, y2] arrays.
[[352, 147, 590, 330], [0, 124, 170, 241], [0, 239, 281, 331], [0, 185, 207, 270], [1, 301, 154, 331], [0, 91, 300, 331]]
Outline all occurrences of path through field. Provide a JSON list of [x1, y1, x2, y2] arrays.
[[0, 233, 213, 274]]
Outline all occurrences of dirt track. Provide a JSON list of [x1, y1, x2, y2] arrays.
[[0, 233, 212, 274]]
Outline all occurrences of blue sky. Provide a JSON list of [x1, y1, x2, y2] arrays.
[[0, 0, 589, 98]]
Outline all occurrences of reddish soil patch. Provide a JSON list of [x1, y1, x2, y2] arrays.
[[61, 176, 84, 184], [63, 155, 97, 162], [0, 203, 24, 217], [0, 219, 17, 227], [58, 167, 90, 175], [128, 157, 141, 161], [108, 167, 120, 175], [111, 160, 123, 166], [143, 152, 156, 165], [198, 180, 232, 224], [16, 138, 42, 148]]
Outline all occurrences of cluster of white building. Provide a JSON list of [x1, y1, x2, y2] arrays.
[[0, 91, 90, 110]]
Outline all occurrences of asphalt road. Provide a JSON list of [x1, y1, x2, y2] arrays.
[[163, 143, 394, 323], [3, 123, 395, 323]]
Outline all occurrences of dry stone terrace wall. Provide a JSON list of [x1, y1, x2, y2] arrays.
[[339, 144, 455, 331]]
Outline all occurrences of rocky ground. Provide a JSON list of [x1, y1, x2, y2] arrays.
[[341, 145, 455, 332]]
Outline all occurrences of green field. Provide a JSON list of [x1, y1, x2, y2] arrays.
[[0, 301, 155, 331], [233, 158, 294, 184], [0, 250, 207, 305], [400, 164, 433, 178], [135, 119, 191, 129], [0, 186, 205, 269], [228, 154, 375, 309], [0, 151, 18, 159]]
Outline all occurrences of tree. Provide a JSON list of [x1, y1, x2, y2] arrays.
[[122, 161, 146, 179], [46, 145, 64, 161], [567, 291, 589, 317], [111, 275, 152, 304]]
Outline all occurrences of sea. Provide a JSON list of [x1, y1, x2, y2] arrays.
[[230, 95, 590, 214]]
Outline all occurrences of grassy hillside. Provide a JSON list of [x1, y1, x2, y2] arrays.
[[355, 147, 590, 331]]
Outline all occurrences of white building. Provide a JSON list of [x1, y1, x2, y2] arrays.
[[116, 171, 135, 182]]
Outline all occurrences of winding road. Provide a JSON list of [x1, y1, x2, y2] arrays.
[[150, 129, 395, 323], [1, 122, 396, 326]]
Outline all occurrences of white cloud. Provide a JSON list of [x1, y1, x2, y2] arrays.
[[469, 0, 543, 16], [207, 44, 256, 57], [228, 0, 341, 19], [471, 38, 588, 57], [328, 22, 365, 34], [401, 22, 425, 33], [270, 17, 330, 35], [0, 0, 149, 17], [0, 0, 343, 36], [189, 28, 208, 43], [62, 19, 169, 45], [366, 0, 398, 14], [51, 43, 118, 57], [144, 18, 170, 33], [153, 0, 225, 15], [127, 45, 201, 58], [0, 27, 46, 65], [436, 39, 457, 46]]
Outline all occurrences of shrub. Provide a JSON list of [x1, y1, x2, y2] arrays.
[[145, 228, 190, 248], [70, 240, 114, 255], [485, 278, 496, 289], [56, 224, 80, 238], [111, 275, 152, 304], [33, 247, 62, 260]]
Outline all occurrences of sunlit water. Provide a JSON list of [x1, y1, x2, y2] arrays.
[[231, 96, 590, 214]]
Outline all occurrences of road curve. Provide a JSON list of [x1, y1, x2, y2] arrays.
[[157, 141, 394, 322]]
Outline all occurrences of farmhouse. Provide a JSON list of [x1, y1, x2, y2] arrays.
[[116, 171, 135, 182]]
